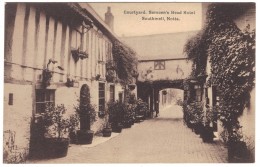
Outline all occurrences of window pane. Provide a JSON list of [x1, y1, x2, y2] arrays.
[[36, 90, 45, 102], [110, 85, 115, 102], [45, 90, 50, 101], [35, 89, 55, 113], [49, 90, 55, 102], [36, 103, 45, 114], [99, 83, 105, 111]]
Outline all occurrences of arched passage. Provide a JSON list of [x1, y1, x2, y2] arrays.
[[137, 79, 185, 118]]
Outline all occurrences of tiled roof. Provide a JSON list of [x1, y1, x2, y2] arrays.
[[121, 31, 199, 60]]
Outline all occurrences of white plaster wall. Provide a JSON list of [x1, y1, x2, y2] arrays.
[[11, 4, 25, 80], [4, 83, 33, 151], [138, 59, 192, 82]]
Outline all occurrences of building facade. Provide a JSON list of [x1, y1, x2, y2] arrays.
[[4, 3, 130, 160]]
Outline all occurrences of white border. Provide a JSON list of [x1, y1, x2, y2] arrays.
[[0, 0, 258, 167]]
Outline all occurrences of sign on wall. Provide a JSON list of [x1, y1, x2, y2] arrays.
[[154, 61, 165, 70]]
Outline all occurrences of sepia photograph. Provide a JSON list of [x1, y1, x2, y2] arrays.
[[2, 0, 256, 164]]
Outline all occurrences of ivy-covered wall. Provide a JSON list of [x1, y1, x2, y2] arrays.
[[184, 3, 255, 147]]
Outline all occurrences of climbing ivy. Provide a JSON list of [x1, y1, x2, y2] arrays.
[[112, 40, 138, 85], [185, 3, 255, 143]]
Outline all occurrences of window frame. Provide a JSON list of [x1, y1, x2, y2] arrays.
[[35, 89, 55, 114], [98, 83, 105, 112]]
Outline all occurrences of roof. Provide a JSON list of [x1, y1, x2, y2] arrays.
[[121, 31, 199, 60], [78, 3, 119, 42]]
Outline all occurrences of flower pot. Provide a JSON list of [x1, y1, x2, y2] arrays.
[[194, 123, 203, 135], [69, 131, 78, 144], [44, 138, 69, 159], [201, 126, 214, 143], [228, 141, 248, 163], [103, 127, 112, 137], [77, 130, 94, 144], [30, 138, 69, 159], [128, 84, 136, 90], [112, 123, 123, 133], [123, 121, 132, 128], [162, 90, 167, 95]]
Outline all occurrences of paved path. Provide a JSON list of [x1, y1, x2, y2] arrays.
[[28, 105, 228, 163]]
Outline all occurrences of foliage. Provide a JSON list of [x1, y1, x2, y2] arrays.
[[68, 113, 80, 133], [112, 40, 138, 85], [176, 98, 183, 106], [107, 100, 124, 124], [43, 104, 70, 139], [134, 98, 149, 117], [203, 106, 214, 126], [74, 98, 96, 126], [3, 130, 28, 163], [184, 3, 255, 143], [184, 30, 208, 77], [183, 102, 204, 125]]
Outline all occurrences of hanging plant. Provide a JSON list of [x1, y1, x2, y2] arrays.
[[128, 84, 136, 91], [71, 48, 88, 63], [106, 69, 116, 82], [132, 70, 139, 78], [66, 78, 75, 87], [162, 90, 167, 95], [42, 69, 53, 88]]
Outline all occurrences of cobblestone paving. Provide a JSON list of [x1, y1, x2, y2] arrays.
[[28, 105, 228, 163]]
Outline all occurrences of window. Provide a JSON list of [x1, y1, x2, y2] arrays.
[[99, 83, 105, 112], [195, 88, 202, 102], [36, 89, 55, 114], [118, 92, 123, 103], [109, 85, 115, 102]]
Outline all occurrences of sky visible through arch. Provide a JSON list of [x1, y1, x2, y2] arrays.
[[89, 2, 202, 37]]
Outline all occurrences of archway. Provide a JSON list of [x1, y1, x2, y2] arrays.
[[137, 79, 184, 118]]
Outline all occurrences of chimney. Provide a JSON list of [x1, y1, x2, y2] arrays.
[[105, 6, 114, 31]]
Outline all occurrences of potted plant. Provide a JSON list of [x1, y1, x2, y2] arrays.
[[134, 98, 149, 122], [68, 113, 79, 144], [128, 84, 136, 91], [106, 60, 116, 71], [76, 85, 97, 144], [102, 114, 112, 137], [71, 48, 88, 62], [186, 102, 203, 134], [32, 104, 70, 159], [66, 78, 75, 87], [224, 129, 248, 163], [122, 103, 133, 128], [108, 101, 124, 133], [132, 70, 139, 78], [106, 69, 116, 82], [162, 90, 167, 95], [201, 107, 214, 143]]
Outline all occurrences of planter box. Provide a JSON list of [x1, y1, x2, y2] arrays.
[[77, 130, 94, 144], [123, 122, 132, 128], [228, 141, 249, 163], [30, 138, 69, 159], [112, 124, 123, 133], [201, 126, 214, 143], [103, 128, 112, 137]]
